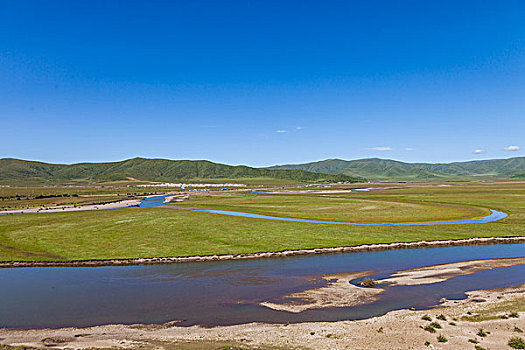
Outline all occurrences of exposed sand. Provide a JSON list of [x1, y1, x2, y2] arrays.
[[1, 284, 523, 350], [163, 194, 189, 203], [260, 271, 382, 313], [378, 256, 525, 286], [0, 199, 141, 215], [259, 257, 525, 313]]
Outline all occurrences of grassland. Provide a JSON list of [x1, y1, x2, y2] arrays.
[[0, 182, 523, 262], [172, 192, 486, 223]]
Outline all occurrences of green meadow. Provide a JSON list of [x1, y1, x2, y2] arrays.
[[0, 182, 524, 261]]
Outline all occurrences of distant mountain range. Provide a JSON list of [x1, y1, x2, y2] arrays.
[[268, 157, 525, 181], [2, 157, 524, 185], [0, 158, 361, 185]]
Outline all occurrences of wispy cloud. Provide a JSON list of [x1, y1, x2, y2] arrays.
[[276, 130, 287, 134], [473, 149, 485, 154], [404, 147, 414, 151], [296, 126, 304, 130], [368, 147, 392, 151], [504, 145, 520, 151]]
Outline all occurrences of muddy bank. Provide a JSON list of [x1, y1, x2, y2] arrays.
[[1, 236, 524, 268], [1, 284, 523, 349]]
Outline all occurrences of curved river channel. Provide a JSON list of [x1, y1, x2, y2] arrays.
[[141, 195, 508, 225], [1, 243, 524, 329]]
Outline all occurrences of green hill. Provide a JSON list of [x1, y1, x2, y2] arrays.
[[0, 158, 363, 185], [269, 157, 525, 181]]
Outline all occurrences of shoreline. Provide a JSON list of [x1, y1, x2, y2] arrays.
[[1, 236, 524, 268], [1, 283, 523, 349], [0, 199, 141, 215]]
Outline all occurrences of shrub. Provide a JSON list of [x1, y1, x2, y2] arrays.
[[437, 314, 447, 321], [429, 322, 442, 329], [508, 337, 525, 349], [421, 325, 436, 333], [437, 334, 447, 343], [421, 315, 432, 321], [449, 321, 456, 326], [468, 338, 479, 344], [424, 341, 431, 347], [509, 312, 520, 318], [475, 345, 487, 350], [515, 327, 523, 333], [477, 329, 487, 337], [358, 278, 376, 288]]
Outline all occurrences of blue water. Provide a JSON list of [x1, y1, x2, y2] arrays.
[[195, 208, 507, 225], [1, 243, 524, 329], [139, 195, 508, 225], [3, 195, 508, 226], [138, 195, 171, 207]]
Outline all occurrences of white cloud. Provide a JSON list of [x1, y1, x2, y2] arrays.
[[473, 149, 485, 154], [368, 147, 392, 151], [504, 145, 520, 151], [276, 130, 287, 133], [296, 126, 304, 130], [404, 147, 414, 151]]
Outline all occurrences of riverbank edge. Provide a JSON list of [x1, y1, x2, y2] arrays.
[[1, 236, 524, 268], [1, 283, 524, 349]]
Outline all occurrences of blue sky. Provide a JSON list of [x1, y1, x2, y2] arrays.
[[1, 0, 524, 166]]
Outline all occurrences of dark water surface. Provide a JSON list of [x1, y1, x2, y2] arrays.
[[1, 243, 524, 329]]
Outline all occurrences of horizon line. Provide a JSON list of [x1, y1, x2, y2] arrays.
[[1, 155, 524, 168]]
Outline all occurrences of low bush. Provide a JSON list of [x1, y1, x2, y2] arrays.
[[358, 278, 376, 288], [477, 329, 487, 337], [437, 334, 447, 343], [429, 322, 442, 329], [421, 325, 436, 333], [508, 337, 525, 349]]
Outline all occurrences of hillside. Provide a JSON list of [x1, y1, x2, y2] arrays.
[[268, 157, 525, 181], [0, 158, 362, 185]]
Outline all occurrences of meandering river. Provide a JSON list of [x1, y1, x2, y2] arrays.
[[142, 195, 508, 225]]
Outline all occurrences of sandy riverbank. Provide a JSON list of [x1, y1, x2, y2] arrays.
[[0, 199, 141, 215], [259, 257, 525, 313], [378, 256, 525, 286], [260, 271, 383, 313], [1, 283, 523, 349]]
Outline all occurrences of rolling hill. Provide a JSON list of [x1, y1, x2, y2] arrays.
[[0, 158, 363, 185], [268, 157, 525, 181]]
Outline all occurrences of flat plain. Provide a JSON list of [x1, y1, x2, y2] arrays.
[[0, 181, 523, 262]]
